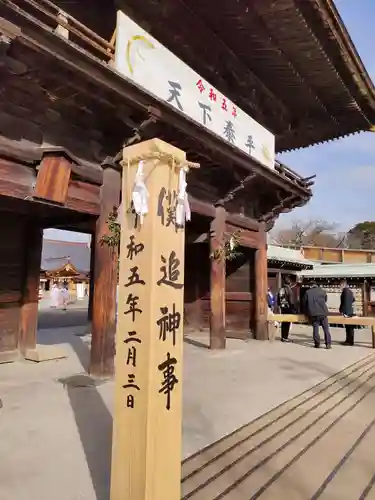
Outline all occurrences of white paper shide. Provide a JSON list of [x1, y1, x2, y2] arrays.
[[175, 167, 191, 227], [131, 160, 149, 224]]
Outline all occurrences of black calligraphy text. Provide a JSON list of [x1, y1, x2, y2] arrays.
[[124, 293, 142, 322], [157, 251, 183, 289], [246, 135, 255, 155], [158, 352, 178, 411], [126, 235, 144, 260], [224, 120, 236, 144], [167, 81, 183, 111], [198, 102, 212, 126], [125, 266, 145, 287], [124, 331, 141, 344], [156, 303, 181, 346], [157, 187, 178, 228], [126, 346, 137, 367]]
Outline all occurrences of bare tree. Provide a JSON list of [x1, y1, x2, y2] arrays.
[[270, 219, 343, 248]]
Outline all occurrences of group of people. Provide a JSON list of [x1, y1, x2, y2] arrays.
[[268, 277, 356, 349], [50, 283, 70, 311]]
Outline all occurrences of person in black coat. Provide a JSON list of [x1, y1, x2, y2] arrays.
[[339, 279, 355, 346], [277, 276, 296, 342], [303, 281, 332, 349]]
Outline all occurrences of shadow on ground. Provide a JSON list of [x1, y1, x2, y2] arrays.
[[180, 354, 375, 500], [41, 329, 113, 500]]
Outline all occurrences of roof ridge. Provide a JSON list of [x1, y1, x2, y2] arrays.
[[324, 0, 375, 101], [43, 239, 90, 247]]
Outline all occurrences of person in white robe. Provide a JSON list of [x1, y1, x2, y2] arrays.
[[50, 283, 60, 308]]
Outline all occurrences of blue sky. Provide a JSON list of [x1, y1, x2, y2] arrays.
[[48, 0, 374, 242], [278, 0, 375, 230]]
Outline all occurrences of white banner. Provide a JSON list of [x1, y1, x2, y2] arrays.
[[114, 11, 275, 169]]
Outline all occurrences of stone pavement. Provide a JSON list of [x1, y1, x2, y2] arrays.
[[182, 354, 375, 499], [0, 325, 374, 499], [37, 296, 89, 330]]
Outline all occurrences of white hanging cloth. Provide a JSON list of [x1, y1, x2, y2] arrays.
[[131, 160, 149, 224], [175, 167, 191, 227]]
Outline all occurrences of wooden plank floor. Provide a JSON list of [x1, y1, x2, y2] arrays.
[[182, 353, 375, 499]]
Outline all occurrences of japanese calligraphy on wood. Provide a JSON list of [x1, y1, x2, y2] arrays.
[[114, 11, 275, 170], [110, 139, 187, 500]]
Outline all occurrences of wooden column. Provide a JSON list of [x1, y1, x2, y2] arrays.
[[276, 270, 282, 291], [276, 271, 282, 313], [363, 280, 369, 317], [110, 139, 187, 500], [209, 205, 226, 349], [90, 164, 121, 377], [254, 223, 268, 340], [87, 233, 95, 322], [18, 223, 43, 356]]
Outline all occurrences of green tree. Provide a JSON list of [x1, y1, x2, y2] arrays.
[[347, 221, 375, 249]]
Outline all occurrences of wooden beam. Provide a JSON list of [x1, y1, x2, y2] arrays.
[[0, 136, 103, 184], [0, 156, 100, 215], [209, 205, 226, 349], [3, 14, 310, 199], [254, 224, 268, 340], [226, 223, 261, 249], [189, 195, 215, 218], [189, 195, 261, 235], [216, 173, 257, 205], [90, 164, 120, 377], [39, 147, 103, 185], [66, 179, 101, 215], [42, 216, 96, 233], [0, 157, 36, 199], [34, 153, 71, 204], [226, 213, 260, 232], [18, 222, 43, 355]]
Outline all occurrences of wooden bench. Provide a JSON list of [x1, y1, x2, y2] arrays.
[[268, 314, 375, 348]]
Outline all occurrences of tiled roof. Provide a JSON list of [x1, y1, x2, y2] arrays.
[[41, 239, 90, 274], [298, 263, 375, 278], [267, 245, 314, 268]]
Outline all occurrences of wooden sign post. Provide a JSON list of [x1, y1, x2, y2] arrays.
[[110, 139, 188, 500]]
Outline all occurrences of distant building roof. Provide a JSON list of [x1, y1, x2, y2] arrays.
[[41, 240, 90, 274], [298, 263, 375, 279], [267, 245, 314, 269]]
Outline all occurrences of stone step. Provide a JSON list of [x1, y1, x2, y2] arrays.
[[181, 353, 375, 499]]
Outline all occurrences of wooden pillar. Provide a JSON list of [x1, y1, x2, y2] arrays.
[[276, 270, 282, 291], [193, 272, 203, 329], [18, 223, 43, 356], [254, 223, 268, 340], [363, 280, 369, 317], [87, 232, 95, 321], [276, 271, 282, 313], [90, 164, 121, 377], [184, 245, 203, 329], [209, 205, 226, 349], [110, 139, 187, 500]]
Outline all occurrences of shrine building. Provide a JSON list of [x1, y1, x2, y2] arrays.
[[0, 0, 374, 375]]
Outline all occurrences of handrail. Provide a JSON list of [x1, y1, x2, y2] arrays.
[[269, 313, 375, 348], [4, 0, 115, 59]]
